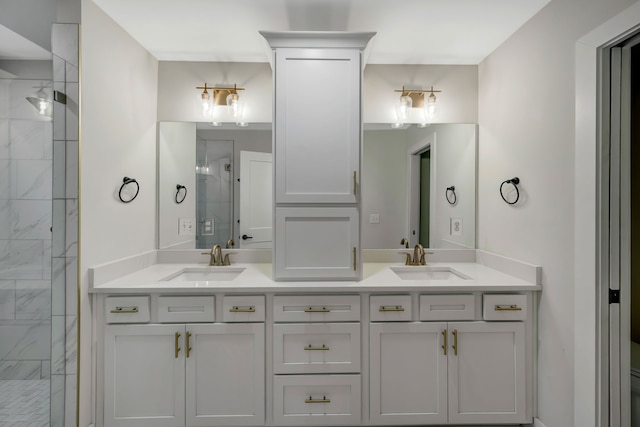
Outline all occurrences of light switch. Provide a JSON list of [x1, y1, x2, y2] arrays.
[[178, 217, 196, 235], [370, 214, 380, 224]]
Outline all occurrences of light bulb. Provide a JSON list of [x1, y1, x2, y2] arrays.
[[425, 91, 437, 121], [201, 90, 211, 116], [226, 93, 244, 119], [396, 94, 412, 122]]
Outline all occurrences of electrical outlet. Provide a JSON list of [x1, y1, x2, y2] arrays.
[[178, 217, 196, 236], [369, 214, 380, 224], [451, 218, 463, 236]]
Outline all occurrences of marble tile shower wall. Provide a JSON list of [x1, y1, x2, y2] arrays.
[[0, 71, 53, 388], [50, 23, 79, 427]]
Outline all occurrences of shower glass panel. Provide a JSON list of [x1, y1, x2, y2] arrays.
[[0, 75, 53, 427], [196, 138, 234, 249]]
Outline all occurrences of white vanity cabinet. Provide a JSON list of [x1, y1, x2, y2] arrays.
[[95, 287, 536, 427], [369, 294, 529, 425], [102, 296, 265, 427], [273, 47, 362, 204], [272, 295, 362, 425], [262, 32, 375, 281]]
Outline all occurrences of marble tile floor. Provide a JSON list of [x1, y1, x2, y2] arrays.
[[0, 380, 49, 427]]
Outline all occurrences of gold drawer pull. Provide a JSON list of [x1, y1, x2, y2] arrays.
[[304, 307, 331, 313], [304, 344, 330, 351], [495, 304, 522, 311], [110, 306, 139, 314], [379, 305, 405, 312], [305, 396, 331, 404], [229, 306, 256, 313]]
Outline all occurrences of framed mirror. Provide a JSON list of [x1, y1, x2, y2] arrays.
[[157, 122, 476, 250]]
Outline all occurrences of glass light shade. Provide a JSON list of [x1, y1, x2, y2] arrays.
[[200, 89, 212, 118], [425, 92, 437, 121], [395, 94, 412, 122], [226, 93, 244, 119]]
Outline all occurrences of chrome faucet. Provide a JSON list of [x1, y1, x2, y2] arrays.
[[202, 244, 230, 266]]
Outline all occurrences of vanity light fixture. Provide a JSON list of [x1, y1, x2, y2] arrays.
[[196, 83, 246, 122], [393, 85, 441, 125]]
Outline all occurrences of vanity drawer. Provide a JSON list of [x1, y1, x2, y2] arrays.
[[370, 295, 412, 321], [273, 295, 360, 322], [157, 296, 215, 323], [419, 294, 476, 321], [222, 295, 265, 322], [483, 294, 527, 321], [105, 296, 150, 323], [273, 374, 362, 425], [273, 323, 361, 373]]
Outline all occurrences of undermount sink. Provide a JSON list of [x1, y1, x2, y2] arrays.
[[161, 267, 245, 282], [390, 266, 472, 281]]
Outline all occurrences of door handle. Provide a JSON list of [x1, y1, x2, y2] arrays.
[[241, 234, 253, 240]]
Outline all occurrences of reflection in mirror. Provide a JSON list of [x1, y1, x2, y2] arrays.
[[158, 122, 476, 250], [362, 123, 476, 249], [158, 122, 272, 250]]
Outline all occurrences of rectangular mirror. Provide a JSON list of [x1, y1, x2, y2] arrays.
[[158, 122, 476, 250]]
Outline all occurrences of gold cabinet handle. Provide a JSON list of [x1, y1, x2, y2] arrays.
[[495, 304, 522, 311], [304, 344, 330, 351], [185, 331, 192, 358], [353, 247, 357, 271], [175, 332, 181, 358], [379, 305, 405, 312], [110, 306, 138, 314], [442, 329, 447, 356], [353, 171, 357, 195], [229, 306, 256, 313], [452, 329, 458, 356], [305, 396, 331, 404], [304, 307, 331, 313]]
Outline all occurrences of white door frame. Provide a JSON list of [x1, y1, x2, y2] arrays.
[[575, 4, 640, 426], [407, 131, 436, 247]]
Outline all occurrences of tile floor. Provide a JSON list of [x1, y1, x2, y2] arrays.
[[0, 380, 49, 427]]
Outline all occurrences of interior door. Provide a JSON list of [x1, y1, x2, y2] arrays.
[[609, 32, 640, 427], [239, 150, 272, 248]]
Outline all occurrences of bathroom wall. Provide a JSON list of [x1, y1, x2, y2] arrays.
[[157, 61, 479, 124], [477, 0, 638, 425], [79, 0, 159, 425]]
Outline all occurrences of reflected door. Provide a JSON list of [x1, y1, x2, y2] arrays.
[[239, 151, 272, 248]]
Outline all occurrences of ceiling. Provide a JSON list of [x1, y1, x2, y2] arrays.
[[0, 25, 52, 61], [92, 0, 551, 64]]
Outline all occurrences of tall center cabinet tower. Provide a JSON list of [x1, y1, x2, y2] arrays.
[[261, 31, 375, 281]]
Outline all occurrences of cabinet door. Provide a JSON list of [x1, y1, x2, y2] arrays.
[[447, 322, 527, 424], [185, 323, 265, 426], [104, 324, 185, 427], [274, 207, 359, 280], [370, 322, 448, 425], [274, 48, 361, 203]]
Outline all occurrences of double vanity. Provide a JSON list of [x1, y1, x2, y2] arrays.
[[90, 249, 541, 427], [91, 31, 541, 427]]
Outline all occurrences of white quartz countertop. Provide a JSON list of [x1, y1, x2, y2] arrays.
[[89, 261, 542, 294]]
